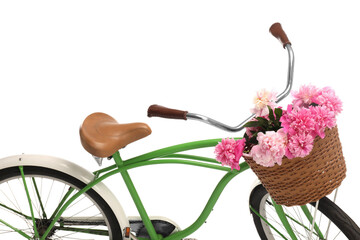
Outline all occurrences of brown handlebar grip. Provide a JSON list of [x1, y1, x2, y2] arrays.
[[269, 23, 291, 48], [148, 104, 188, 120]]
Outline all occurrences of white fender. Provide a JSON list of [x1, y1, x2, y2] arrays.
[[0, 154, 129, 231]]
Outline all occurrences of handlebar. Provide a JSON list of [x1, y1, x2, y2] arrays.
[[148, 22, 295, 132], [269, 22, 291, 48], [148, 105, 188, 120]]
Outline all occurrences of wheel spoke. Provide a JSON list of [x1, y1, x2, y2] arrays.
[[0, 167, 117, 239], [250, 185, 358, 240], [0, 218, 32, 239], [31, 177, 47, 219], [50, 187, 76, 220]]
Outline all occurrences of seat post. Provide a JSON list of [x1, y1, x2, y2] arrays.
[[113, 151, 125, 167], [112, 151, 159, 240]]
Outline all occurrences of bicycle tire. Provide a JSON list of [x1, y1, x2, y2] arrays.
[[249, 184, 360, 240], [0, 166, 122, 240]]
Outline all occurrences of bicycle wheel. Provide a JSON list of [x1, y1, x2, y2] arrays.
[[249, 184, 360, 240], [0, 166, 122, 240]]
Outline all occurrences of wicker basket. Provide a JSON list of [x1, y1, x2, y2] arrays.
[[244, 126, 346, 206]]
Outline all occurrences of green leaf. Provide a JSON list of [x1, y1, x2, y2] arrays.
[[275, 108, 283, 121], [274, 121, 280, 129], [249, 135, 259, 145], [256, 117, 269, 128], [268, 106, 275, 122], [252, 132, 259, 138], [244, 121, 261, 128], [244, 133, 249, 142]]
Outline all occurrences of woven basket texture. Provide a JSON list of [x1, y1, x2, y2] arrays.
[[244, 126, 346, 206]]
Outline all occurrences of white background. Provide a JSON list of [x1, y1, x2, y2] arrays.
[[1, 1, 359, 239]]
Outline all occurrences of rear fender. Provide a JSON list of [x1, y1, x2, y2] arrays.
[[0, 154, 129, 230]]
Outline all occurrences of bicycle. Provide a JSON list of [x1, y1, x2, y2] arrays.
[[0, 23, 359, 240]]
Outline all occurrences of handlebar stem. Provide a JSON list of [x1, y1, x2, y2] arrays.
[[186, 44, 295, 132]]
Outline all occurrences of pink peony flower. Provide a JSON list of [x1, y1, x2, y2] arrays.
[[251, 89, 278, 117], [215, 138, 246, 170], [310, 105, 336, 138], [280, 105, 316, 137], [237, 85, 342, 168], [313, 87, 342, 115], [250, 129, 287, 167], [292, 84, 319, 108], [285, 133, 314, 159]]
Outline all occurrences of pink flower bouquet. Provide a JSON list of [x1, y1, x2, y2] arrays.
[[215, 85, 342, 169]]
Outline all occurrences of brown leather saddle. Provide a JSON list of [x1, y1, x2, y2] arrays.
[[80, 112, 151, 158]]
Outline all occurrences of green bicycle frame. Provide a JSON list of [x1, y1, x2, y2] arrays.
[[34, 138, 250, 240], [3, 138, 312, 239]]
